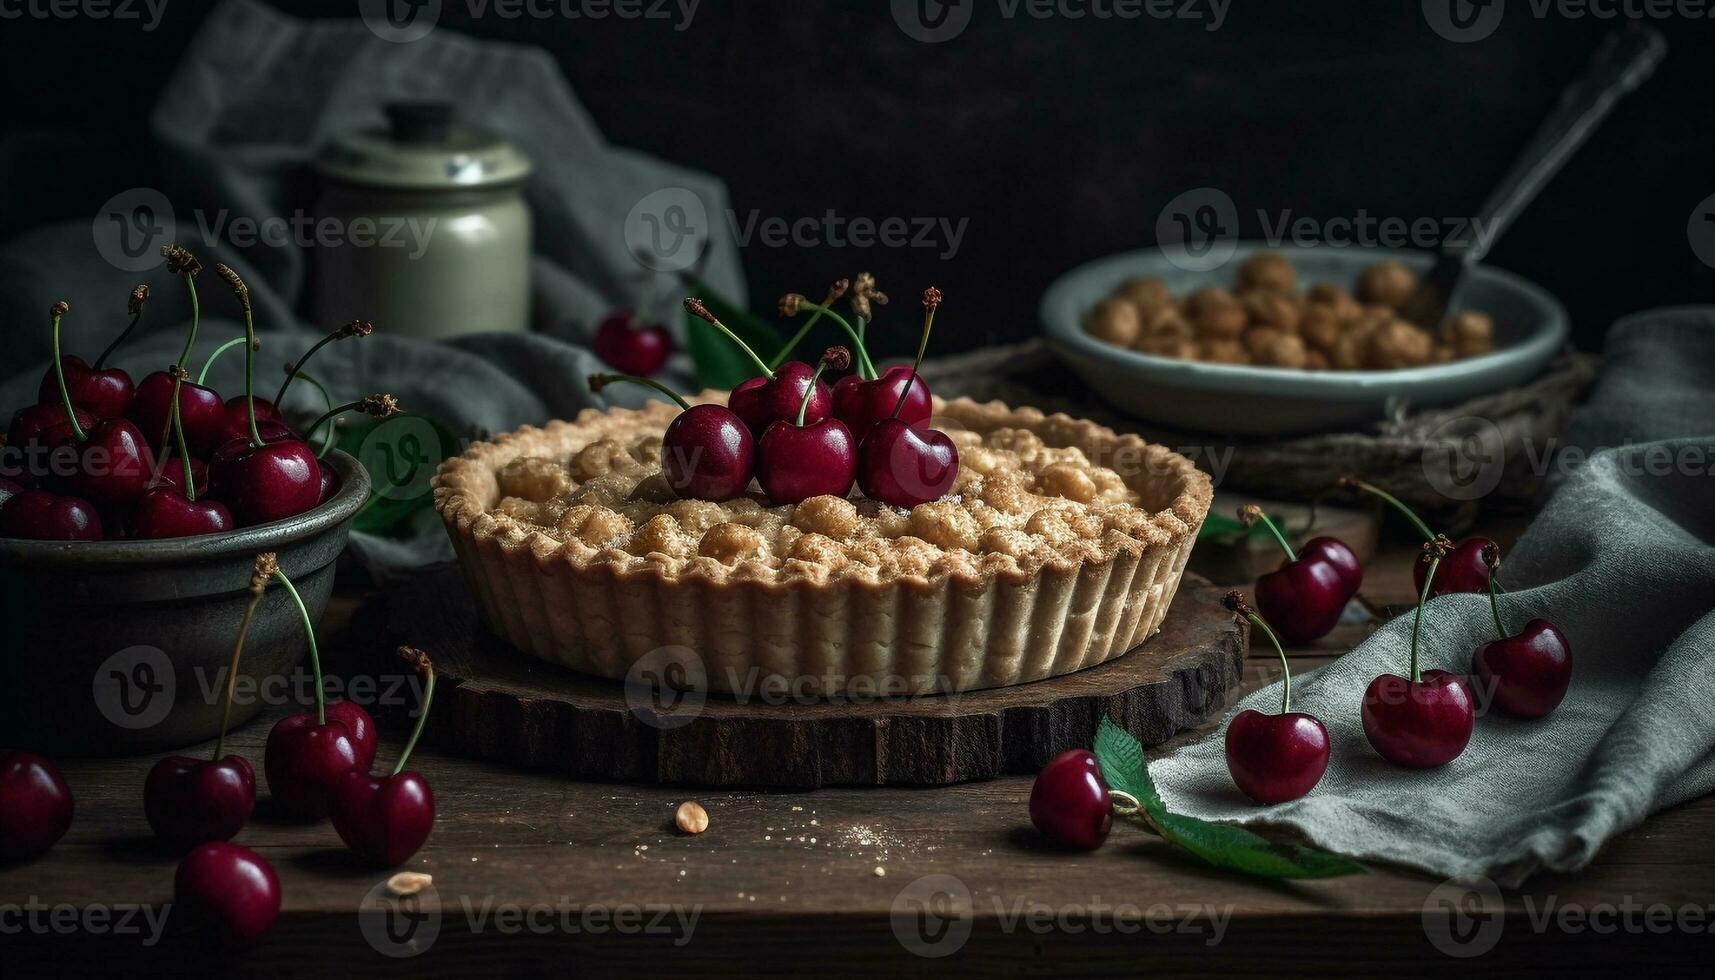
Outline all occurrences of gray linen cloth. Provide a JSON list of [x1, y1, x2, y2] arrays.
[[1153, 308, 1715, 886], [0, 0, 738, 577]]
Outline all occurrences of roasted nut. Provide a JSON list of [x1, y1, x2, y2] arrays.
[[1138, 303, 1194, 339], [1303, 349, 1331, 371], [1235, 252, 1296, 294], [1365, 319, 1435, 369], [1083, 297, 1142, 347], [1356, 260, 1417, 309], [1136, 334, 1201, 360], [1242, 289, 1303, 333], [1250, 330, 1309, 368], [1441, 310, 1495, 357], [675, 801, 709, 834], [1185, 286, 1247, 338], [1306, 281, 1362, 320], [387, 872, 434, 897], [1115, 276, 1170, 309], [1298, 303, 1343, 350], [1329, 324, 1375, 370], [1199, 338, 1250, 364]]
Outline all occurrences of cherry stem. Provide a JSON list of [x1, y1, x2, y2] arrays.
[[1344, 478, 1435, 542], [769, 305, 831, 371], [394, 663, 437, 776], [1247, 509, 1296, 562], [1409, 556, 1441, 683], [197, 337, 250, 386], [275, 327, 360, 407], [1244, 611, 1293, 714], [303, 399, 369, 440], [1486, 563, 1507, 639], [49, 308, 88, 443], [795, 359, 833, 427], [795, 302, 877, 379], [686, 302, 775, 379], [292, 368, 339, 457], [174, 272, 201, 372], [272, 568, 325, 725], [889, 299, 938, 420], [95, 305, 144, 370], [592, 373, 692, 411], [214, 569, 270, 761], [239, 298, 263, 447], [168, 374, 196, 502]]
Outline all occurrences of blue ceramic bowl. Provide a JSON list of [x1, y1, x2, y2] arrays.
[[1041, 243, 1569, 436]]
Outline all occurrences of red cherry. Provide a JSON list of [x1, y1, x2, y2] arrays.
[[146, 455, 210, 497], [0, 489, 104, 540], [0, 750, 75, 861], [326, 700, 379, 772], [39, 355, 134, 419], [662, 404, 755, 502], [831, 365, 932, 443], [316, 458, 339, 504], [1244, 506, 1361, 645], [593, 311, 672, 376], [173, 842, 280, 943], [756, 348, 858, 504], [144, 755, 255, 849], [1029, 749, 1112, 850], [211, 436, 322, 527], [130, 370, 227, 455], [131, 488, 235, 539], [1224, 710, 1330, 804], [329, 770, 436, 866], [1414, 536, 1495, 597], [728, 360, 832, 438], [4, 404, 94, 485], [264, 714, 361, 819], [857, 418, 959, 509], [1473, 619, 1572, 719], [217, 396, 286, 447], [1361, 670, 1475, 768], [67, 417, 155, 507]]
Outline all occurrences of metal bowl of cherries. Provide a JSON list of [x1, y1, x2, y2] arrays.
[[0, 247, 383, 754]]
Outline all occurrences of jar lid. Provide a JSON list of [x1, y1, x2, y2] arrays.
[[315, 102, 533, 191]]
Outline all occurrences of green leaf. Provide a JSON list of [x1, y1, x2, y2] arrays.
[[328, 412, 462, 535], [681, 278, 785, 390], [1092, 716, 1365, 880]]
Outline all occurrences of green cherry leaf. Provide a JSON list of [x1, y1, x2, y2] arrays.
[[1093, 716, 1165, 815]]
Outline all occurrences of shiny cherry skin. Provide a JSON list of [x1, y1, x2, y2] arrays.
[[132, 487, 236, 539], [857, 419, 959, 509], [831, 366, 933, 443], [212, 435, 321, 527], [0, 476, 21, 498], [1029, 749, 1112, 850], [0, 751, 75, 862], [1415, 536, 1495, 597], [1361, 670, 1475, 768], [68, 417, 155, 507], [146, 455, 210, 497], [757, 417, 856, 504], [144, 755, 255, 849], [329, 770, 436, 866], [0, 490, 104, 540], [1224, 709, 1330, 804], [39, 355, 134, 419], [326, 700, 378, 772], [728, 361, 832, 438], [661, 404, 755, 502], [264, 714, 361, 819], [218, 397, 286, 447], [316, 458, 339, 503], [173, 842, 281, 943], [593, 311, 672, 376], [1254, 538, 1362, 646], [5, 403, 95, 484], [130, 370, 227, 454], [1473, 619, 1572, 719]]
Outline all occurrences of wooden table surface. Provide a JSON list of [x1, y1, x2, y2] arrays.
[[4, 520, 1711, 976]]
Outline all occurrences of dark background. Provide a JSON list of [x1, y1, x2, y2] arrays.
[[2, 0, 1711, 360]]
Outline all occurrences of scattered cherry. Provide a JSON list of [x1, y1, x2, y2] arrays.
[[757, 348, 857, 504], [0, 750, 75, 862], [857, 288, 959, 508], [330, 647, 438, 865], [0, 489, 103, 540], [173, 842, 280, 943], [1361, 536, 1476, 767], [590, 373, 754, 502], [1242, 504, 1361, 645], [1471, 543, 1571, 719], [1339, 477, 1495, 598], [1221, 593, 1330, 804], [1029, 749, 1112, 850], [594, 310, 672, 376], [262, 560, 362, 818]]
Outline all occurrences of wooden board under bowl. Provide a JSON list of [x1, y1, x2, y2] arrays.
[[332, 564, 1247, 789]]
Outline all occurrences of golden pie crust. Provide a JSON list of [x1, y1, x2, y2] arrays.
[[432, 394, 1212, 695]]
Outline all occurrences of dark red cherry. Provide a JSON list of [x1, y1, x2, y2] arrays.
[[218, 396, 286, 447], [1361, 670, 1475, 768], [727, 361, 831, 438], [0, 751, 75, 861], [326, 700, 378, 772], [1029, 749, 1112, 850], [1473, 619, 1572, 719], [1298, 536, 1363, 592], [661, 404, 755, 502], [1254, 549, 1357, 646], [132, 487, 236, 539], [316, 458, 338, 504], [831, 366, 932, 443], [1415, 536, 1495, 597], [857, 418, 959, 509], [146, 455, 210, 497], [40, 355, 134, 419], [173, 842, 280, 943], [144, 755, 255, 849], [0, 489, 104, 540], [329, 770, 436, 866], [1224, 709, 1330, 804], [131, 370, 227, 455], [211, 436, 321, 527], [593, 311, 672, 376], [68, 417, 154, 506], [757, 417, 856, 504], [263, 713, 360, 819]]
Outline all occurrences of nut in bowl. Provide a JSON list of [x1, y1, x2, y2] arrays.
[[1041, 244, 1568, 436]]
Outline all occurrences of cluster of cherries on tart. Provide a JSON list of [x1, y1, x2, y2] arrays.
[[593, 287, 959, 512], [0, 245, 385, 542], [1030, 482, 1574, 849], [0, 556, 441, 944]]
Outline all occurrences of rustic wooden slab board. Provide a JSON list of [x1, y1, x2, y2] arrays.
[[334, 564, 1246, 788]]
